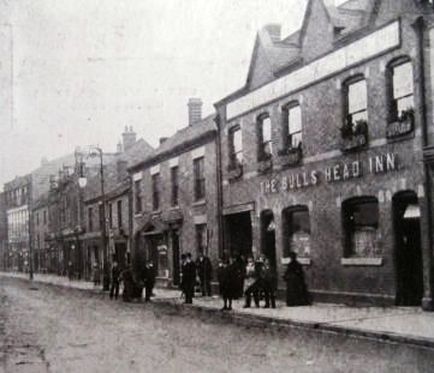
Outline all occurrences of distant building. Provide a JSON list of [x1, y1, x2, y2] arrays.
[[214, 0, 434, 309], [129, 99, 221, 288]]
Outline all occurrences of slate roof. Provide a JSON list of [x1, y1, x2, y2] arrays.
[[129, 114, 217, 171]]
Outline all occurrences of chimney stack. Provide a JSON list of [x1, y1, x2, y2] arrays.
[[122, 126, 137, 151], [188, 98, 202, 126]]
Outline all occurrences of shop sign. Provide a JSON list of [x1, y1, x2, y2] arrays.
[[260, 152, 398, 194]]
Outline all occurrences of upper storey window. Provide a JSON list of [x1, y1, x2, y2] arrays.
[[286, 104, 302, 149], [228, 125, 243, 167], [257, 115, 272, 161], [390, 60, 414, 121], [346, 78, 367, 125]]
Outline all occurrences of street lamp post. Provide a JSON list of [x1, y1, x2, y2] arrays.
[[76, 146, 110, 291]]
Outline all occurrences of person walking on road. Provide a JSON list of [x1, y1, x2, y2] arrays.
[[144, 260, 156, 302], [182, 253, 196, 304], [196, 252, 213, 296], [283, 251, 310, 306], [109, 261, 121, 300]]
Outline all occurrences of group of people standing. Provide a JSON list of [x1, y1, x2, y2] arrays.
[[108, 260, 156, 302], [105, 250, 310, 309], [180, 252, 213, 304]]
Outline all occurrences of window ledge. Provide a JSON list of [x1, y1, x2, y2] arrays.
[[134, 213, 143, 218], [341, 257, 383, 266], [281, 257, 311, 266], [151, 210, 162, 215], [192, 200, 206, 207]]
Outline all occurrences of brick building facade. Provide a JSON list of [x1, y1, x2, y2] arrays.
[[129, 100, 221, 287], [214, 0, 434, 308]]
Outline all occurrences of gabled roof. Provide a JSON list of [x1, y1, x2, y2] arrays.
[[129, 114, 216, 171], [216, 0, 379, 106]]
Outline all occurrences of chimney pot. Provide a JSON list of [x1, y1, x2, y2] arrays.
[[188, 98, 202, 126], [122, 126, 137, 151]]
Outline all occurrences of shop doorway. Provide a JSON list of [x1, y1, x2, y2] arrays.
[[224, 211, 252, 259], [172, 230, 181, 286], [393, 191, 424, 306], [260, 210, 276, 270]]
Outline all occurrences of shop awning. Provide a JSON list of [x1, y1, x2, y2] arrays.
[[403, 204, 420, 219]]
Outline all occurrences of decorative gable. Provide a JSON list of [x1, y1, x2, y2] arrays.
[[246, 26, 280, 90], [300, 0, 335, 62]]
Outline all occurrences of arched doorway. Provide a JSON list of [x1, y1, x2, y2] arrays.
[[260, 210, 276, 270], [393, 191, 424, 306]]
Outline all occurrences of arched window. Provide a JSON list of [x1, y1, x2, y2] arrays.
[[282, 103, 302, 150], [282, 206, 311, 258], [228, 125, 243, 168], [344, 76, 368, 126], [257, 114, 272, 161], [388, 57, 414, 122], [342, 197, 379, 258]]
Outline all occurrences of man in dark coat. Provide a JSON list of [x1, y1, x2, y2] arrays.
[[262, 258, 277, 308], [196, 252, 213, 296], [181, 253, 196, 304], [120, 266, 134, 302], [144, 260, 156, 302], [283, 251, 310, 306], [219, 258, 237, 311], [109, 261, 121, 300]]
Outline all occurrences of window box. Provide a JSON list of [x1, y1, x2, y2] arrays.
[[257, 157, 273, 174], [278, 146, 302, 167], [227, 162, 243, 180], [386, 108, 414, 139], [340, 119, 368, 152], [341, 257, 383, 266]]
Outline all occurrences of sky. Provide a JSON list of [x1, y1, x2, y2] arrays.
[[0, 0, 326, 189]]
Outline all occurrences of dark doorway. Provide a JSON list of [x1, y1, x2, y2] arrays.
[[224, 211, 252, 259], [172, 230, 181, 286], [393, 191, 424, 306], [261, 210, 276, 270]]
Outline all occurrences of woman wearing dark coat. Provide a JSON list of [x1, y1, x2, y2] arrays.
[[283, 252, 310, 306]]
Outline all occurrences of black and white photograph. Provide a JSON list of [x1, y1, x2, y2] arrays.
[[1, 0, 434, 372]]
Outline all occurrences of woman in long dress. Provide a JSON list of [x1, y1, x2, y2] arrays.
[[283, 251, 310, 306]]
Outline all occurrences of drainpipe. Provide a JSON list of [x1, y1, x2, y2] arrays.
[[214, 112, 225, 259], [414, 15, 434, 311]]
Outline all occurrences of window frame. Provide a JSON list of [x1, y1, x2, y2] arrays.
[[228, 125, 243, 168], [170, 166, 179, 207], [257, 113, 273, 161], [387, 57, 414, 123], [193, 157, 206, 201], [134, 180, 142, 213], [343, 75, 368, 127], [152, 173, 161, 211], [195, 223, 207, 256], [282, 206, 311, 258], [88, 207, 93, 232], [117, 200, 123, 229], [282, 102, 303, 150], [342, 197, 380, 258]]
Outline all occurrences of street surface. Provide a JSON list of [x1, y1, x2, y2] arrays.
[[0, 278, 433, 373]]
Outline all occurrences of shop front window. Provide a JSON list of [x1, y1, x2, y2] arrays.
[[343, 197, 380, 257]]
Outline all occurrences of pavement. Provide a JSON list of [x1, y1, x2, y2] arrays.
[[2, 271, 434, 350]]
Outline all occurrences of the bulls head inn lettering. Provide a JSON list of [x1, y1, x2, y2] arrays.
[[260, 153, 398, 194]]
